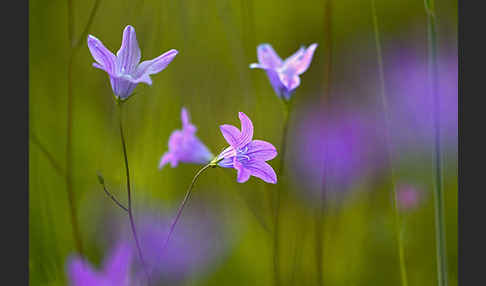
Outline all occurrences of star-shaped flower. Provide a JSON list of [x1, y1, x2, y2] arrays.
[[87, 25, 178, 100], [250, 43, 317, 100], [217, 112, 277, 184], [67, 242, 133, 286], [159, 108, 213, 169]]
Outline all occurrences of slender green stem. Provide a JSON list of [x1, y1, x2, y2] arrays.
[[273, 100, 291, 286], [371, 1, 408, 286], [97, 172, 129, 212], [315, 1, 333, 283], [424, 1, 448, 285], [159, 163, 213, 256], [30, 132, 65, 178], [117, 103, 150, 284], [66, 53, 84, 255], [65, 0, 103, 256]]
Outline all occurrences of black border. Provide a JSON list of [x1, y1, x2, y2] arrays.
[[2, 0, 28, 284]]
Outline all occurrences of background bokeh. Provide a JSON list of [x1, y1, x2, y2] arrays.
[[29, 0, 457, 285]]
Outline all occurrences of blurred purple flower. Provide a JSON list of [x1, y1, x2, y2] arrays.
[[159, 107, 213, 169], [122, 205, 227, 283], [87, 25, 178, 100], [217, 112, 277, 184], [291, 104, 385, 202], [386, 49, 457, 152], [396, 184, 422, 211], [250, 43, 318, 100], [67, 242, 132, 286]]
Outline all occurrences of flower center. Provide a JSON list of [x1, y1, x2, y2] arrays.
[[235, 146, 250, 162]]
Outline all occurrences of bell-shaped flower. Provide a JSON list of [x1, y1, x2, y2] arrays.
[[67, 242, 133, 286], [159, 108, 213, 169], [250, 43, 317, 100], [87, 25, 178, 100], [217, 112, 277, 184]]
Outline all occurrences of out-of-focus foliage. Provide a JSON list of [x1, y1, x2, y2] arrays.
[[29, 0, 457, 285]]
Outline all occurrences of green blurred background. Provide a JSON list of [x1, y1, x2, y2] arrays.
[[29, 0, 457, 285]]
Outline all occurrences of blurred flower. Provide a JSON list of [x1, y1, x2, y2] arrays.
[[217, 112, 277, 184], [290, 104, 385, 203], [250, 43, 318, 100], [396, 184, 422, 211], [385, 49, 457, 152], [87, 25, 178, 100], [120, 205, 228, 284], [67, 242, 132, 286], [159, 107, 213, 169]]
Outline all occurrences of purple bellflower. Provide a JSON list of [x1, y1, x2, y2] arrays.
[[216, 112, 277, 184], [250, 43, 317, 100], [87, 25, 178, 100], [159, 108, 213, 169], [67, 242, 133, 286]]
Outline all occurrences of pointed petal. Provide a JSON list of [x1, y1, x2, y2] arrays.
[[116, 25, 141, 74], [238, 112, 254, 148], [87, 35, 116, 74], [220, 124, 241, 148], [257, 44, 283, 69], [246, 140, 277, 161], [244, 160, 277, 184], [159, 152, 175, 169], [234, 161, 251, 183], [181, 107, 196, 133], [284, 43, 318, 75], [133, 49, 178, 84], [103, 243, 132, 285], [249, 63, 265, 69]]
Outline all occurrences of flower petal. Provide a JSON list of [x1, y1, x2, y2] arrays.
[[116, 25, 141, 74], [68, 257, 101, 286], [234, 161, 251, 183], [181, 107, 196, 133], [220, 124, 241, 148], [237, 112, 254, 148], [277, 72, 301, 92], [257, 44, 283, 69], [244, 160, 277, 184], [159, 152, 177, 169], [103, 243, 132, 285], [246, 140, 277, 161], [283, 43, 318, 75], [135, 49, 178, 81], [87, 35, 116, 74]]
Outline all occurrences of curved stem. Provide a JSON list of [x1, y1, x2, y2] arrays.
[[65, 0, 103, 256], [97, 172, 129, 212], [160, 163, 213, 254], [273, 101, 291, 286], [30, 132, 65, 178], [117, 103, 150, 284], [424, 1, 448, 285], [371, 1, 408, 285]]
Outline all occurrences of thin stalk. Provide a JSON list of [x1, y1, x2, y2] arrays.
[[316, 0, 333, 283], [371, 1, 408, 285], [273, 100, 291, 286], [159, 163, 213, 255], [30, 132, 65, 178], [117, 103, 150, 284], [97, 172, 129, 212], [424, 0, 448, 285], [65, 0, 102, 256]]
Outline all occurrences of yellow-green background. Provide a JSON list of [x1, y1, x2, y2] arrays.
[[29, 0, 457, 285]]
